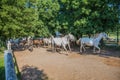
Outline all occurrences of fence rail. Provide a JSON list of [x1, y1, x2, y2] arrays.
[[4, 50, 18, 80]]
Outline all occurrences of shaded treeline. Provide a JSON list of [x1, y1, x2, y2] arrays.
[[0, 0, 119, 43]]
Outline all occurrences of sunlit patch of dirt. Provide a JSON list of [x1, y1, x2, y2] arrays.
[[14, 47, 120, 80]]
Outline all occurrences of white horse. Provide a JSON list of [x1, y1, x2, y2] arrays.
[[51, 33, 75, 53], [78, 32, 109, 53], [43, 38, 52, 47]]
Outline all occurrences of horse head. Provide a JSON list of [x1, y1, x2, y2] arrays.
[[101, 32, 109, 40], [67, 33, 76, 41]]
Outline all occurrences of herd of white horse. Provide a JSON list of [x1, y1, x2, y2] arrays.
[[50, 32, 109, 54], [8, 32, 109, 54]]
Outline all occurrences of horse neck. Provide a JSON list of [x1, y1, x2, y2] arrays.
[[51, 36, 54, 39], [95, 34, 103, 42], [63, 35, 69, 41], [71, 35, 75, 41]]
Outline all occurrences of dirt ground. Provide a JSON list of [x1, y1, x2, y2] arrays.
[[14, 47, 120, 80]]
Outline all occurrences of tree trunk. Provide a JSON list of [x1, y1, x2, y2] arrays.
[[117, 26, 119, 45]]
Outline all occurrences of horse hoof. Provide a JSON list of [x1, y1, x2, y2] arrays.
[[79, 52, 82, 55], [65, 54, 68, 56], [96, 51, 100, 54]]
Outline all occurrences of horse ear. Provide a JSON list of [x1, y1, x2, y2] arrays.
[[101, 32, 104, 34]]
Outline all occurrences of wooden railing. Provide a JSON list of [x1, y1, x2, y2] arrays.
[[4, 50, 18, 80], [4, 41, 18, 80]]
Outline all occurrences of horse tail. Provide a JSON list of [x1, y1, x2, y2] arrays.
[[76, 38, 81, 45]]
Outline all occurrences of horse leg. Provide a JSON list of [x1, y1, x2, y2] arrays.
[[62, 44, 68, 54], [68, 43, 71, 52], [80, 43, 83, 53], [54, 44, 57, 52], [93, 46, 96, 53], [95, 46, 100, 53], [83, 45, 86, 52], [51, 42, 54, 52]]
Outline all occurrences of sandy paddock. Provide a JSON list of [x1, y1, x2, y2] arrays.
[[14, 47, 120, 80]]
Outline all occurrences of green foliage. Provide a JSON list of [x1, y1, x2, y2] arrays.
[[37, 0, 60, 35], [0, 0, 119, 39]]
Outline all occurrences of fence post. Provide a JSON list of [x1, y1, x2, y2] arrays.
[[4, 41, 18, 80]]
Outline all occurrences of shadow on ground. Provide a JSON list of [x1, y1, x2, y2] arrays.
[[21, 65, 48, 80], [46, 45, 120, 58]]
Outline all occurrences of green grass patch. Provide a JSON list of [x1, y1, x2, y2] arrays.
[[0, 53, 5, 80], [0, 47, 5, 80]]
